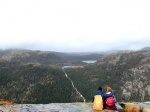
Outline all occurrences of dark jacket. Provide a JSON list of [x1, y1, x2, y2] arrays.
[[93, 90, 113, 102]]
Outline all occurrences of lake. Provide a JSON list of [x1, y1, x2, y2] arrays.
[[82, 60, 97, 64]]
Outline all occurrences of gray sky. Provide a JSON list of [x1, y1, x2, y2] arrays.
[[0, 0, 150, 52]]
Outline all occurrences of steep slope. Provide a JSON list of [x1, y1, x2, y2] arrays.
[[0, 61, 77, 103], [65, 51, 150, 102]]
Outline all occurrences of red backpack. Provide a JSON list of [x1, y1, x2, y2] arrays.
[[105, 96, 115, 106]]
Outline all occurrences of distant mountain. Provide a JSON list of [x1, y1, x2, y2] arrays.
[[65, 50, 150, 102], [0, 49, 12, 57], [0, 49, 64, 64], [0, 49, 104, 65], [140, 47, 150, 52]]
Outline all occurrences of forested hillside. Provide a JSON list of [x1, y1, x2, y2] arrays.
[[65, 51, 150, 102], [0, 49, 104, 103], [0, 61, 77, 103]]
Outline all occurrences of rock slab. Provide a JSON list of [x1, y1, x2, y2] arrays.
[[0, 103, 93, 112]]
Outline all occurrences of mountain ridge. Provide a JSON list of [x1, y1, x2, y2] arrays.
[[0, 49, 103, 65]]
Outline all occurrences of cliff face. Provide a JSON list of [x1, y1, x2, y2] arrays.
[[97, 51, 150, 102], [114, 51, 150, 102], [66, 51, 150, 102], [100, 51, 150, 101]]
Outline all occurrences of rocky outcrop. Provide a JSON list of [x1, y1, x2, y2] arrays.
[[0, 103, 149, 112], [0, 103, 93, 112]]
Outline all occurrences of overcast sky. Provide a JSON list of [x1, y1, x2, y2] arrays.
[[0, 0, 150, 52]]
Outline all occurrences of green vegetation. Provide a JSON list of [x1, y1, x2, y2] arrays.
[[0, 61, 76, 103]]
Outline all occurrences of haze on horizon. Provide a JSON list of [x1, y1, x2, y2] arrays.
[[0, 0, 150, 52]]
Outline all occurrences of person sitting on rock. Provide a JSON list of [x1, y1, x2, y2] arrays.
[[93, 86, 113, 111], [104, 86, 117, 110]]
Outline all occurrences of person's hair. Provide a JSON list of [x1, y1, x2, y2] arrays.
[[106, 87, 112, 93], [98, 86, 102, 91]]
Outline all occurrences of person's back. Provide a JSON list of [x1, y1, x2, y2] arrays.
[[93, 86, 113, 111], [104, 87, 117, 110], [93, 87, 103, 111], [93, 95, 103, 110]]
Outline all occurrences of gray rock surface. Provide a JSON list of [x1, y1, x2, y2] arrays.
[[0, 103, 93, 112], [0, 103, 124, 112]]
